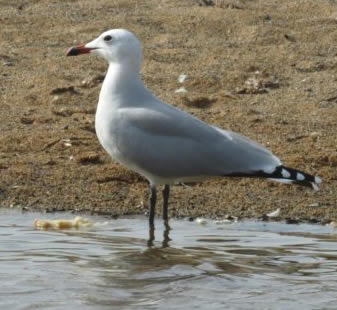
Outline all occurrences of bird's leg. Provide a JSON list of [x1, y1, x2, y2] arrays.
[[149, 184, 157, 227], [162, 184, 170, 221], [147, 224, 155, 247], [162, 219, 171, 248], [162, 184, 171, 248]]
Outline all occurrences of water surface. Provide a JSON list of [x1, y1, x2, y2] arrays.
[[1, 209, 337, 309]]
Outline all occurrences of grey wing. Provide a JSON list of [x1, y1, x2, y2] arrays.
[[211, 126, 281, 172], [117, 103, 281, 179]]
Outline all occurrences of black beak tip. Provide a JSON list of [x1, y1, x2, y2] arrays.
[[66, 47, 79, 56]]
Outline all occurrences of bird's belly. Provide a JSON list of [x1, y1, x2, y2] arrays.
[[95, 114, 151, 178], [95, 121, 173, 184], [95, 113, 120, 159]]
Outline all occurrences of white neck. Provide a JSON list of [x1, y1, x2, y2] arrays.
[[99, 62, 145, 108]]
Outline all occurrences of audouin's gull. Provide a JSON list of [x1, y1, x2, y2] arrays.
[[67, 29, 321, 226]]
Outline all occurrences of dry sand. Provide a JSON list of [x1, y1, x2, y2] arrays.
[[0, 0, 336, 223]]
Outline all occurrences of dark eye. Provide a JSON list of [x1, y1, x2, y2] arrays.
[[104, 35, 112, 42]]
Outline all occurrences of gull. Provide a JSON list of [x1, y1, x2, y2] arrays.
[[67, 29, 321, 227]]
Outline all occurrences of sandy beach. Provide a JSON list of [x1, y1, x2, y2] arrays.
[[0, 0, 336, 223]]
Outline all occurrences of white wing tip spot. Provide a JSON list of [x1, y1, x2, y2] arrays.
[[281, 168, 291, 178], [312, 182, 319, 191], [296, 172, 305, 181], [315, 176, 322, 184]]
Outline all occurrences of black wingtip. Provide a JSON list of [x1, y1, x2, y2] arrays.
[[224, 165, 321, 190], [274, 166, 321, 190]]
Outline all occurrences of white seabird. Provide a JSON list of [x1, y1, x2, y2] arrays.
[[67, 29, 321, 227]]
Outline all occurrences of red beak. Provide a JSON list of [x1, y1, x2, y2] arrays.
[[66, 44, 94, 56]]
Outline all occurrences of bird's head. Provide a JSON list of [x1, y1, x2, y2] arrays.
[[67, 29, 142, 69]]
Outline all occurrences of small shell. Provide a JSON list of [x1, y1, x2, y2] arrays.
[[267, 208, 280, 218]]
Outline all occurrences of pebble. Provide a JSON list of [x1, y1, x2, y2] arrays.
[[214, 219, 232, 224], [77, 152, 101, 165], [51, 95, 62, 104], [20, 117, 34, 125], [196, 218, 207, 225], [178, 74, 187, 83], [50, 86, 79, 95], [267, 208, 280, 218], [62, 139, 72, 147], [81, 75, 104, 88], [175, 87, 187, 93], [3, 61, 14, 66], [52, 108, 73, 117]]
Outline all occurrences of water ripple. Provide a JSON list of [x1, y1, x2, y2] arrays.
[[1, 209, 337, 309]]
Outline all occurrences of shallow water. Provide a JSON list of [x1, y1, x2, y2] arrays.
[[1, 209, 337, 310]]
